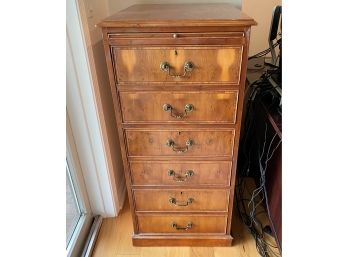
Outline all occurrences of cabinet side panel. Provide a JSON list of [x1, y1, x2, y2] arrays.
[[101, 28, 139, 233], [227, 27, 252, 234]]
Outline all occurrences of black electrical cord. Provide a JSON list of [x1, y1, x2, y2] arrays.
[[261, 140, 282, 252], [240, 71, 275, 177], [236, 131, 282, 257], [248, 37, 281, 60], [236, 74, 282, 257]]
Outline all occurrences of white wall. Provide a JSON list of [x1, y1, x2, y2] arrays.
[[242, 0, 282, 56], [83, 0, 108, 45]]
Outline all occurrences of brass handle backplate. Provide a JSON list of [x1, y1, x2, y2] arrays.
[[167, 169, 194, 182], [171, 221, 193, 230], [169, 197, 194, 206], [160, 61, 194, 78], [166, 139, 193, 153], [163, 103, 194, 119]]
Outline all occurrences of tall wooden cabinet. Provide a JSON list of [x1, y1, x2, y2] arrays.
[[99, 4, 256, 246]]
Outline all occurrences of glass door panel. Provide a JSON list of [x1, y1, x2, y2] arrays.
[[66, 163, 82, 246]]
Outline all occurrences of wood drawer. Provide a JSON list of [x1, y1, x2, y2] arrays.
[[130, 161, 232, 186], [125, 129, 235, 157], [134, 189, 229, 212], [137, 214, 227, 234], [119, 91, 238, 123], [113, 47, 242, 84]]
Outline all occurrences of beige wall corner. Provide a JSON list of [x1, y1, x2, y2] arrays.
[[242, 0, 281, 56], [77, 0, 126, 216]]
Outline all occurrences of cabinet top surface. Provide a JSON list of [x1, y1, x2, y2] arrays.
[[98, 4, 256, 28]]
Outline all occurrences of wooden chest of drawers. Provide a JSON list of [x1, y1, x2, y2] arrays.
[[99, 3, 256, 246]]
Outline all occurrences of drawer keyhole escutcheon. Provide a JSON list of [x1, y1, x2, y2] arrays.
[[163, 103, 194, 119], [169, 197, 194, 206], [171, 221, 193, 230], [167, 169, 194, 182]]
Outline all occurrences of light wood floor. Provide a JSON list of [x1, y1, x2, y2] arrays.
[[91, 200, 261, 257]]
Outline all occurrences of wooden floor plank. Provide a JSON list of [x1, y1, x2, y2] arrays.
[[189, 247, 214, 257], [91, 218, 118, 257], [115, 254, 140, 257], [141, 246, 178, 257], [116, 255, 140, 257]]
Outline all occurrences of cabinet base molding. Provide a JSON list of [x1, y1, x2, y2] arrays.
[[132, 235, 233, 246]]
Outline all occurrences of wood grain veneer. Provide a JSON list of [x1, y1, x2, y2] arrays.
[[119, 90, 239, 123], [137, 214, 227, 234], [129, 161, 232, 186], [99, 3, 256, 246], [99, 4, 257, 28], [133, 189, 229, 212], [125, 129, 235, 157], [114, 47, 242, 84]]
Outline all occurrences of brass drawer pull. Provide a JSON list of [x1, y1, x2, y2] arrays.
[[166, 139, 193, 153], [169, 197, 194, 206], [160, 61, 194, 78], [167, 169, 194, 182], [171, 221, 193, 230], [163, 103, 194, 119]]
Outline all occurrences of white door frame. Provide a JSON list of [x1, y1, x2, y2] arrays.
[[66, 112, 93, 257], [66, 0, 117, 217]]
